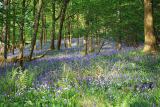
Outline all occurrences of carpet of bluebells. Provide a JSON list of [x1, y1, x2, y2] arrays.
[[0, 38, 160, 107]]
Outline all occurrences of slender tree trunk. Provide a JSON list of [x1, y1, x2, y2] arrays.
[[82, 36, 87, 56], [67, 19, 71, 48], [33, 0, 36, 25], [143, 0, 156, 53], [33, 0, 37, 52], [104, 27, 107, 39], [82, 20, 89, 56], [12, 1, 16, 55], [43, 15, 47, 44], [40, 11, 44, 50], [50, 2, 55, 50], [64, 26, 67, 48], [97, 30, 100, 46], [132, 35, 138, 47], [117, 36, 122, 51], [117, 10, 122, 51], [29, 0, 43, 60], [89, 30, 93, 52], [56, 0, 70, 50], [126, 35, 130, 47], [77, 14, 80, 47], [2, 0, 8, 59], [18, 0, 25, 67], [95, 32, 98, 48], [40, 29, 43, 50], [7, 0, 10, 53]]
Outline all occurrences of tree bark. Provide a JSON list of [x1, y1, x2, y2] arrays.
[[12, 1, 16, 55], [43, 15, 47, 44], [143, 0, 156, 53], [7, 0, 10, 53], [117, 36, 122, 51], [33, 0, 37, 51], [97, 30, 100, 46], [132, 35, 138, 47], [50, 2, 56, 50], [82, 20, 89, 56], [29, 0, 43, 60], [89, 30, 93, 52], [64, 25, 67, 48], [95, 32, 98, 48], [67, 19, 71, 48], [18, 0, 25, 67], [1, 0, 9, 59], [40, 11, 44, 50], [77, 14, 80, 47], [56, 0, 70, 50], [82, 36, 87, 56]]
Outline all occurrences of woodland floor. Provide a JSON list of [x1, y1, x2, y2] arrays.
[[0, 38, 160, 107]]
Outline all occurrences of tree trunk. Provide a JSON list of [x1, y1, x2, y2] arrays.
[[77, 14, 80, 47], [7, 0, 10, 53], [56, 0, 70, 50], [50, 2, 55, 50], [1, 0, 9, 59], [67, 19, 71, 48], [89, 30, 93, 52], [104, 27, 107, 39], [143, 0, 156, 53], [82, 36, 87, 56], [132, 35, 138, 47], [18, 0, 25, 67], [117, 36, 122, 51], [43, 15, 47, 44], [12, 1, 16, 55], [97, 30, 100, 46], [64, 26, 67, 48], [95, 32, 98, 48], [29, 0, 43, 60], [40, 11, 44, 50], [82, 20, 89, 56]]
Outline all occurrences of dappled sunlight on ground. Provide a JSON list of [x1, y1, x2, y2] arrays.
[[0, 38, 160, 106]]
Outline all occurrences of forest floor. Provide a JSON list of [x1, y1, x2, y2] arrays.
[[0, 38, 160, 107]]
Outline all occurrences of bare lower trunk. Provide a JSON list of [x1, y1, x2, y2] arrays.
[[132, 35, 138, 47], [77, 14, 80, 47], [143, 0, 156, 53], [97, 30, 100, 46], [82, 36, 87, 56], [50, 2, 55, 50], [19, 0, 25, 68], [68, 37, 71, 48], [67, 17, 71, 48], [56, 0, 70, 50], [7, 0, 10, 53], [40, 28, 43, 50], [44, 15, 47, 44], [40, 11, 44, 50], [117, 36, 122, 51], [64, 34, 67, 48], [95, 32, 98, 48], [104, 27, 107, 39], [2, 0, 8, 59], [89, 31, 93, 52], [12, 2, 15, 55]]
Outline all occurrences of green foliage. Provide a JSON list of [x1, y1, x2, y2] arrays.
[[0, 67, 34, 96]]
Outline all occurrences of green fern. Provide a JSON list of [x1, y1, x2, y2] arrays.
[[0, 67, 34, 95]]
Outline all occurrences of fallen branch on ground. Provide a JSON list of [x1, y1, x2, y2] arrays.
[[0, 49, 51, 64]]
